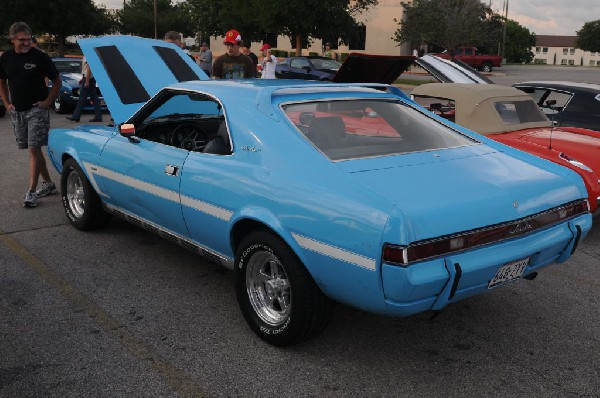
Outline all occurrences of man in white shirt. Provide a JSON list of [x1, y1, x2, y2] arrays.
[[260, 43, 277, 79]]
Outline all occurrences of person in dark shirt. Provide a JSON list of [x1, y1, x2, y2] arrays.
[[212, 29, 256, 79], [0, 22, 62, 208], [242, 42, 259, 70]]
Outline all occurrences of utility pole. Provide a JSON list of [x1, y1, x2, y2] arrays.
[[501, 0, 509, 63]]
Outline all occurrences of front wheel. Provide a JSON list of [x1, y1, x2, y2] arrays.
[[235, 230, 333, 346], [54, 95, 70, 114], [60, 158, 110, 230]]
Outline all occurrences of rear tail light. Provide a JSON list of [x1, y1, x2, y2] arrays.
[[383, 199, 589, 266]]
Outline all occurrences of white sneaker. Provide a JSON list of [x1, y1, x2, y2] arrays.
[[35, 181, 58, 198], [24, 191, 38, 208]]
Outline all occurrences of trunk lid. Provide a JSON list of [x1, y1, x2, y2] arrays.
[[338, 145, 583, 240]]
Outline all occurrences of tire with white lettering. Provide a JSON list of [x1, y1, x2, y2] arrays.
[[61, 158, 110, 230], [54, 95, 70, 114], [235, 230, 333, 346], [480, 62, 493, 73]]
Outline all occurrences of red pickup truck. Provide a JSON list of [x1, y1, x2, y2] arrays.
[[433, 46, 502, 72]]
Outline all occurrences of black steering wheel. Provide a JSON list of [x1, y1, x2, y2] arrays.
[[171, 123, 209, 151]]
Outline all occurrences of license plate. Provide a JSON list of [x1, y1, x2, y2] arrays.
[[488, 257, 529, 289]]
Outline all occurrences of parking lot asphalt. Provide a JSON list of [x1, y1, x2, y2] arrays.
[[1, 66, 599, 397]]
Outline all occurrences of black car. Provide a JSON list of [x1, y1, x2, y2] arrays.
[[275, 56, 342, 81], [514, 81, 600, 130]]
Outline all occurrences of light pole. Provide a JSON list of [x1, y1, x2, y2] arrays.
[[154, 0, 158, 39], [501, 0, 509, 63]]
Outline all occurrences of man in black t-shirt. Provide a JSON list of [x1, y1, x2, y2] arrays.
[[212, 29, 256, 79], [242, 42, 259, 70], [0, 22, 62, 208]]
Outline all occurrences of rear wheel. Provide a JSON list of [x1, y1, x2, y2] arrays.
[[235, 230, 333, 346], [61, 158, 110, 230]]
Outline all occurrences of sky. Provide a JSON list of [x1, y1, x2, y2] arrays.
[[94, 0, 600, 37], [490, 0, 600, 36]]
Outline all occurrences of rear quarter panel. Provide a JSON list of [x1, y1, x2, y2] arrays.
[[203, 111, 396, 312]]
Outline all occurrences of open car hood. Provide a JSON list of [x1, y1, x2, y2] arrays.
[[331, 53, 492, 85], [414, 54, 493, 84], [79, 35, 208, 124], [332, 53, 416, 84]]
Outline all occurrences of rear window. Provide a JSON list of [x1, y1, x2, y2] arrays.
[[53, 60, 82, 73], [494, 100, 547, 124], [282, 99, 476, 161]]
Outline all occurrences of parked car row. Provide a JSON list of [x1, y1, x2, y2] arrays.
[[513, 81, 600, 130], [46, 36, 593, 346]]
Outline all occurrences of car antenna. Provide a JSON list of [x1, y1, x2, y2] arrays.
[[546, 99, 557, 150]]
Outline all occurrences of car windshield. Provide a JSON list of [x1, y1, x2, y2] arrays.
[[310, 58, 342, 70], [53, 59, 82, 74], [282, 99, 477, 161]]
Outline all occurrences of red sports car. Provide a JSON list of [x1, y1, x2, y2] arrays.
[[412, 83, 600, 213]]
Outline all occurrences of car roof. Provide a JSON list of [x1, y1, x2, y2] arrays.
[[413, 82, 529, 104], [412, 83, 551, 134], [165, 79, 406, 121], [515, 81, 600, 93]]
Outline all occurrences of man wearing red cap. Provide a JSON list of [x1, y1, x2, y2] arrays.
[[260, 43, 277, 79], [212, 29, 256, 79]]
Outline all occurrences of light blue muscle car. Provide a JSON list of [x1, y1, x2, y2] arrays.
[[47, 36, 592, 346]]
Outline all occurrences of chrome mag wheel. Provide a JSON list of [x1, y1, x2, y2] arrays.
[[246, 250, 291, 326], [66, 169, 85, 219]]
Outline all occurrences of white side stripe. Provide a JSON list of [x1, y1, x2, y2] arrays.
[[86, 163, 233, 221], [95, 165, 180, 202], [181, 195, 233, 221], [292, 233, 376, 271], [83, 162, 110, 198]]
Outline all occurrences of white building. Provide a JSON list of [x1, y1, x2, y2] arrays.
[[532, 35, 600, 67]]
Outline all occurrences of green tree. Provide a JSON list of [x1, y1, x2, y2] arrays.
[[264, 0, 378, 55], [504, 20, 535, 63], [117, 0, 194, 39], [576, 20, 600, 52], [185, 0, 225, 42], [394, 0, 496, 55], [0, 0, 115, 55], [186, 0, 377, 55]]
